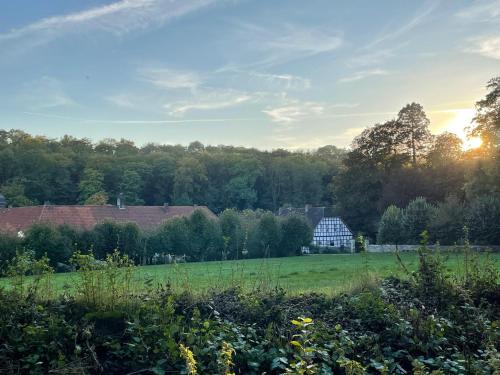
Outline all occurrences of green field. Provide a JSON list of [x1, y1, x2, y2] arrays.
[[3, 251, 499, 296]]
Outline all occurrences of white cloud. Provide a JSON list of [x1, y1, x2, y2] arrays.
[[17, 76, 75, 110], [338, 69, 389, 83], [244, 71, 311, 90], [263, 99, 357, 123], [456, 0, 500, 21], [139, 67, 202, 90], [166, 89, 259, 116], [0, 0, 217, 45], [263, 101, 325, 123], [233, 22, 343, 68], [215, 66, 311, 90], [23, 110, 253, 124], [465, 36, 500, 60], [347, 48, 396, 68], [365, 0, 439, 48]]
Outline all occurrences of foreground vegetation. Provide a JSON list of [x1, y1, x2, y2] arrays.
[[0, 241, 499, 374]]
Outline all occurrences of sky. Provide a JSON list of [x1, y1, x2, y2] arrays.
[[0, 0, 499, 150]]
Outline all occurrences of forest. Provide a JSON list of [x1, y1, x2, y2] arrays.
[[1, 76, 499, 245]]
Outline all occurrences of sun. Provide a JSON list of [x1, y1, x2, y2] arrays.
[[444, 108, 482, 150]]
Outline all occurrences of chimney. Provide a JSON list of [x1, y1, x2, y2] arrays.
[[163, 202, 169, 212], [117, 193, 125, 209], [305, 204, 311, 212]]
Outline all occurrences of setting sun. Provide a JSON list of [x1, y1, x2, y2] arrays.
[[444, 108, 482, 150]]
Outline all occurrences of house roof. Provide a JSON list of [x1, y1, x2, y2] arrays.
[[277, 206, 345, 229], [0, 204, 215, 233]]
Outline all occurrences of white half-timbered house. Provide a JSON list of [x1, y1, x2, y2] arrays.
[[278, 205, 353, 247]]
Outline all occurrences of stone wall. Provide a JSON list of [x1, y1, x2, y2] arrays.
[[367, 244, 500, 253]]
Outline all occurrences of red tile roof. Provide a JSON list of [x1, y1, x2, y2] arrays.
[[0, 205, 215, 233]]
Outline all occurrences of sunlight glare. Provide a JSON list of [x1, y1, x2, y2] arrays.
[[445, 108, 482, 150]]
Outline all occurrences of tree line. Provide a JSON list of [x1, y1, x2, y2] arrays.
[[0, 132, 343, 211], [0, 209, 312, 272], [1, 76, 499, 245]]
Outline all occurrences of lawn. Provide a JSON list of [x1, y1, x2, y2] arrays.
[[3, 251, 498, 296]]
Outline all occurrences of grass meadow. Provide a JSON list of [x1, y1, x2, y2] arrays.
[[3, 251, 499, 296]]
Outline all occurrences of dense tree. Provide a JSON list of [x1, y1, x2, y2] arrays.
[[402, 197, 436, 244], [429, 196, 465, 245], [466, 195, 500, 245], [186, 210, 221, 261], [219, 209, 244, 259], [396, 103, 432, 164], [377, 205, 404, 245], [173, 157, 208, 205], [279, 215, 312, 256], [0, 178, 33, 206], [24, 223, 73, 266], [251, 213, 280, 258], [119, 170, 144, 205], [78, 168, 106, 204], [471, 76, 500, 150]]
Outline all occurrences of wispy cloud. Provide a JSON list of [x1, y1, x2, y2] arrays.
[[263, 98, 357, 123], [17, 76, 75, 110], [347, 48, 396, 68], [0, 0, 217, 47], [215, 66, 311, 90], [456, 0, 500, 22], [139, 67, 202, 90], [232, 22, 343, 68], [23, 111, 254, 124], [338, 69, 389, 83], [465, 36, 500, 60], [263, 100, 325, 124], [166, 89, 261, 116], [365, 1, 439, 48]]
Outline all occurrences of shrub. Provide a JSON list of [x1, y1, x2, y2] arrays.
[[466, 195, 500, 245], [377, 205, 404, 245], [279, 215, 312, 257], [402, 197, 436, 244], [24, 223, 73, 266]]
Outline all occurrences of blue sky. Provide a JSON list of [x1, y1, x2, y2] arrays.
[[0, 0, 499, 149]]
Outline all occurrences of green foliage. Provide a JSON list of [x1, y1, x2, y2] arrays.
[[251, 212, 280, 258], [0, 246, 498, 374], [24, 223, 74, 266], [84, 191, 108, 205], [0, 177, 34, 206], [402, 197, 436, 244], [466, 195, 500, 245], [279, 215, 312, 257], [471, 76, 500, 151], [428, 196, 466, 245], [119, 169, 144, 205], [0, 232, 22, 273], [78, 168, 105, 204], [219, 209, 244, 259], [377, 205, 404, 245], [69, 249, 134, 309]]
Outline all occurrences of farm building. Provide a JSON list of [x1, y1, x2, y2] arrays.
[[0, 196, 215, 234], [278, 205, 353, 247]]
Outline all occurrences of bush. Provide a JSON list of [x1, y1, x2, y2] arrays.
[[402, 197, 436, 244], [0, 232, 22, 273], [278, 215, 312, 257], [377, 205, 404, 244], [24, 223, 73, 266], [466, 195, 500, 245]]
